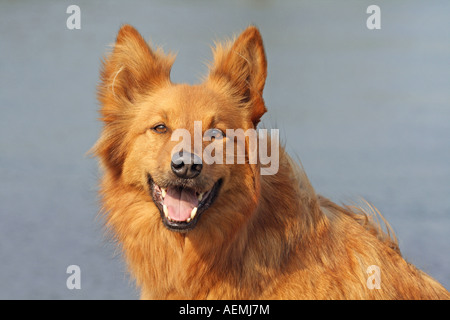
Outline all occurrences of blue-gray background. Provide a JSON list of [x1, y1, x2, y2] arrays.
[[0, 0, 449, 299]]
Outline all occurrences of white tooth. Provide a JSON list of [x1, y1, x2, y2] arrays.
[[163, 205, 169, 218], [186, 218, 191, 223], [198, 193, 203, 201], [161, 188, 166, 198], [190, 207, 198, 220]]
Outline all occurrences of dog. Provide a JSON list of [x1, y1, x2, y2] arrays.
[[92, 24, 449, 299]]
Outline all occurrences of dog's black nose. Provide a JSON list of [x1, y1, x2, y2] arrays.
[[171, 152, 203, 179]]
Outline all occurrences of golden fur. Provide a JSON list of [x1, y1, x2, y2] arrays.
[[92, 25, 449, 299]]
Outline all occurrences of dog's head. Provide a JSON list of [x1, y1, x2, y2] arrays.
[[94, 25, 268, 232]]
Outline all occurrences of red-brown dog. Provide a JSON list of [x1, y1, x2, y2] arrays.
[[93, 25, 449, 299]]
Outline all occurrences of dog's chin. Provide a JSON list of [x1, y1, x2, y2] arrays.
[[148, 174, 223, 233]]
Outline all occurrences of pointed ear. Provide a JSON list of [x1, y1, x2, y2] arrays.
[[98, 24, 174, 108], [208, 26, 267, 126], [94, 25, 174, 176]]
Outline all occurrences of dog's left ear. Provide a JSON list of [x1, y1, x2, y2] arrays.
[[208, 26, 267, 126]]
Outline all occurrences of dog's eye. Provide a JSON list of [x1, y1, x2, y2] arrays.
[[152, 124, 167, 134], [205, 128, 224, 141]]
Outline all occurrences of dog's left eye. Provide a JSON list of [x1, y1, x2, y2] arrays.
[[152, 124, 168, 134], [205, 128, 224, 141]]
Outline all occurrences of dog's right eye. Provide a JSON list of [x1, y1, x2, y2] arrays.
[[152, 124, 168, 134]]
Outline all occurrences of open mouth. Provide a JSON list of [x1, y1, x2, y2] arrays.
[[148, 175, 222, 232]]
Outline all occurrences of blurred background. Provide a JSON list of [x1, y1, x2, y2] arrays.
[[0, 0, 449, 299]]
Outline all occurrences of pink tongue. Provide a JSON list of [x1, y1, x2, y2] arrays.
[[164, 187, 199, 222]]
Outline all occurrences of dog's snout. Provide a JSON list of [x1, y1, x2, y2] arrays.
[[171, 152, 203, 179]]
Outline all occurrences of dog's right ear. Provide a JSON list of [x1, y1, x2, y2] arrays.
[[98, 24, 174, 108], [93, 25, 174, 176]]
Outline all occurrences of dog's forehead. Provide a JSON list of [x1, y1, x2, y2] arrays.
[[139, 83, 246, 131], [151, 84, 226, 123], [168, 84, 221, 108]]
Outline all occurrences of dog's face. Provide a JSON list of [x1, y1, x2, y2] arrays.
[[122, 84, 247, 232], [94, 25, 267, 232]]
